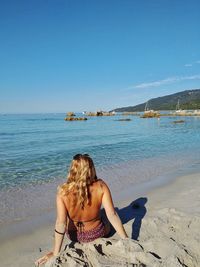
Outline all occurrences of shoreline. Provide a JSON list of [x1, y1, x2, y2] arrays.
[[1, 150, 200, 228], [1, 158, 200, 242], [0, 166, 200, 266]]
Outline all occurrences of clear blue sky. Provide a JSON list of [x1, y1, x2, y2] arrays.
[[0, 0, 200, 113]]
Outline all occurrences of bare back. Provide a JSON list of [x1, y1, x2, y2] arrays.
[[61, 179, 104, 231]]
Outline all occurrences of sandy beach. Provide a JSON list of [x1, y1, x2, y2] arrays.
[[0, 170, 199, 267]]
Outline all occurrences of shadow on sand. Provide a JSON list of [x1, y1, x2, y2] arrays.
[[108, 197, 148, 240]]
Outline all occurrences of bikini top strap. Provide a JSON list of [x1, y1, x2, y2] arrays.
[[67, 212, 101, 224]]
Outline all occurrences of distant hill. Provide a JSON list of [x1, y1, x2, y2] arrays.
[[112, 89, 200, 112]]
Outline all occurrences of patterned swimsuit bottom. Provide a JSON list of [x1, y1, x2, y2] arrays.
[[66, 221, 106, 243]]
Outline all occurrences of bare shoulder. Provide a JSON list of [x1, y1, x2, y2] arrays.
[[56, 184, 67, 200], [57, 184, 63, 195], [95, 179, 110, 192]]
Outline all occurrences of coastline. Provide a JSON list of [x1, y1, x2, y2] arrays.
[[1, 150, 199, 228], [0, 167, 200, 266]]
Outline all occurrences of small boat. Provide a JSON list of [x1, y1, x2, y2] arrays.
[[175, 99, 182, 113], [141, 101, 160, 118]]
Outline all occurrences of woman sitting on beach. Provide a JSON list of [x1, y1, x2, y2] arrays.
[[35, 154, 128, 266]]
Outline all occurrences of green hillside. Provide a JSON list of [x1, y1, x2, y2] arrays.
[[112, 89, 200, 112]]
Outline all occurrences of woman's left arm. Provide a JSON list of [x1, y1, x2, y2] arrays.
[[53, 193, 67, 256], [35, 193, 67, 266]]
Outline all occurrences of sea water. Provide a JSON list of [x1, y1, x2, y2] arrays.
[[0, 113, 200, 224]]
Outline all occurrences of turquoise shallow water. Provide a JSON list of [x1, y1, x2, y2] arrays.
[[0, 113, 200, 223], [1, 113, 200, 188]]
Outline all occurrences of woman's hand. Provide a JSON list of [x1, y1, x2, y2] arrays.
[[35, 251, 54, 266]]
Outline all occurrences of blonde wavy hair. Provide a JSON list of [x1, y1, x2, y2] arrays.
[[59, 154, 97, 208]]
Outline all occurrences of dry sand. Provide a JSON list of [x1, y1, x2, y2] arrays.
[[0, 171, 199, 267]]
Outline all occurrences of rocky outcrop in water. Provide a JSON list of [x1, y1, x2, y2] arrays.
[[64, 117, 87, 121]]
